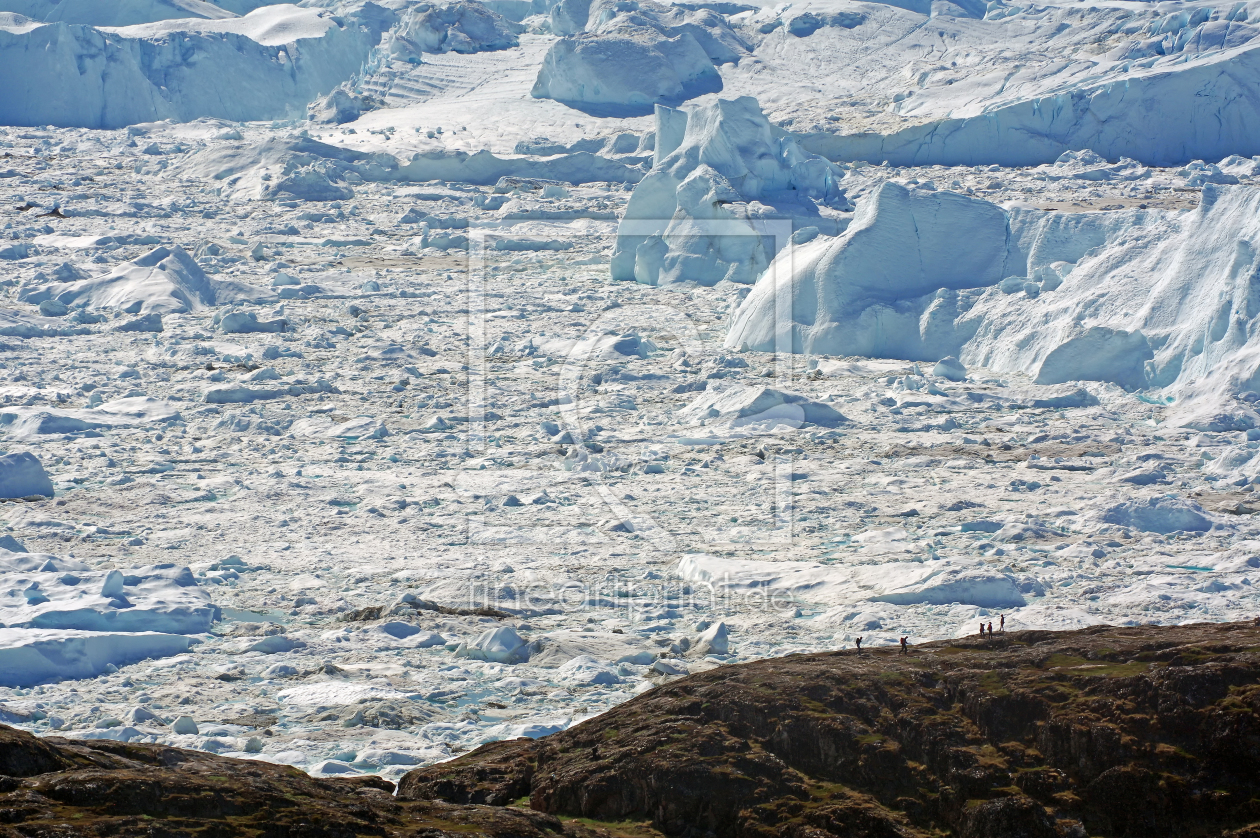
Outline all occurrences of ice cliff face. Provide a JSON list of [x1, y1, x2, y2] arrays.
[[0, 0, 238, 27], [727, 180, 1260, 425], [0, 5, 374, 128], [611, 96, 849, 286], [797, 3, 1260, 167]]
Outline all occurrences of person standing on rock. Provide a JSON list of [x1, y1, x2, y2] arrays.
[[855, 636, 863, 652], [1000, 614, 1005, 632], [899, 636, 909, 655], [979, 622, 985, 637], [987, 621, 994, 636]]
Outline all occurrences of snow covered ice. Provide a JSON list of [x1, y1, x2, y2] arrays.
[[4, 0, 1260, 785]]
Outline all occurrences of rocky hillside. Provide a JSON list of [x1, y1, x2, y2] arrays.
[[0, 725, 585, 837], [4, 622, 1260, 837], [400, 622, 1260, 838]]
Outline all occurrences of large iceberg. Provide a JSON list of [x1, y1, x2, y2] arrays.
[[532, 0, 747, 115], [727, 181, 1260, 417], [385, 0, 521, 58], [611, 96, 849, 286], [0, 0, 237, 26], [799, 11, 1260, 167], [0, 550, 218, 686], [0, 5, 374, 128]]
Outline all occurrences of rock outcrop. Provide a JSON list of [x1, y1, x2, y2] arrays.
[[401, 621, 1260, 837], [0, 726, 585, 836], [8, 623, 1260, 837]]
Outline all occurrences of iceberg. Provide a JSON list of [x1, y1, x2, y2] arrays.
[[611, 96, 849, 286], [727, 182, 1260, 417], [0, 5, 374, 128]]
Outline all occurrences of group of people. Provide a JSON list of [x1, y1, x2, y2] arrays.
[[853, 636, 913, 654], [979, 615, 1006, 636], [850, 614, 1008, 655]]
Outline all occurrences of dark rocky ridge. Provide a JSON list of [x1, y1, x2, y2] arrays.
[[5, 623, 1260, 837], [0, 728, 587, 837], [399, 622, 1260, 837]]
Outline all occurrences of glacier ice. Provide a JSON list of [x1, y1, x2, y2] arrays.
[[0, 629, 195, 688], [533, 0, 748, 114], [0, 5, 374, 128], [0, 0, 238, 27], [19, 245, 268, 315], [727, 181, 1260, 418], [0, 452, 54, 500], [611, 96, 848, 286], [532, 25, 721, 115], [386, 0, 521, 58], [0, 550, 216, 686]]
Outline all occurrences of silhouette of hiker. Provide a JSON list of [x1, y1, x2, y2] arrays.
[[899, 636, 908, 655], [979, 622, 985, 637], [987, 621, 994, 635], [1000, 614, 1005, 632], [855, 636, 863, 652]]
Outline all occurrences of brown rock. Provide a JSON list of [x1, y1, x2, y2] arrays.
[[402, 622, 1260, 837]]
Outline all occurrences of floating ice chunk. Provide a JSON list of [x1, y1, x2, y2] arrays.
[[100, 570, 125, 599], [248, 635, 300, 654], [692, 620, 728, 655], [388, 1, 521, 57], [204, 385, 283, 405], [1115, 468, 1169, 486], [125, 706, 162, 725], [2, 564, 218, 634], [454, 626, 530, 663], [612, 97, 847, 286], [556, 654, 621, 685], [932, 356, 966, 381], [277, 682, 413, 706], [328, 417, 389, 440], [20, 246, 261, 315], [0, 309, 90, 338], [262, 164, 354, 202], [381, 621, 421, 639], [866, 567, 1027, 609], [677, 385, 846, 429], [218, 311, 289, 334], [1034, 327, 1152, 390], [0, 452, 54, 499], [1100, 496, 1212, 534], [0, 628, 194, 687], [652, 659, 687, 675], [171, 715, 199, 735], [113, 312, 164, 333], [1, 397, 181, 439], [307, 85, 365, 125], [1026, 387, 1099, 409]]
